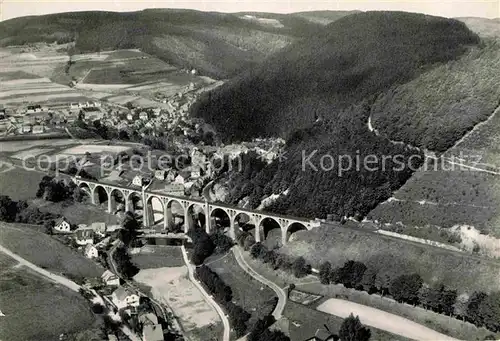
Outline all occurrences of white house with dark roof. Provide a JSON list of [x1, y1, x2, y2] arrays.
[[53, 217, 71, 233], [112, 287, 140, 309], [101, 270, 120, 286], [84, 243, 99, 259]]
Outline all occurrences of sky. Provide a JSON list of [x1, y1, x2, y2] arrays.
[[1, 0, 499, 21]]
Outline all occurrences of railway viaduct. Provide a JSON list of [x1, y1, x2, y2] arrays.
[[73, 178, 318, 245]]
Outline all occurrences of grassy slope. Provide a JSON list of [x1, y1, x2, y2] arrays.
[[0, 223, 104, 279], [280, 223, 500, 295], [0, 253, 98, 341], [0, 9, 346, 78], [207, 252, 276, 327]]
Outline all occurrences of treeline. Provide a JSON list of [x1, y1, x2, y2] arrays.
[[188, 226, 234, 265], [240, 231, 500, 333], [317, 259, 500, 332], [237, 231, 311, 278], [195, 265, 250, 337], [0, 195, 59, 227]]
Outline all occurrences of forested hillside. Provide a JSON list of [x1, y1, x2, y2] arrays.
[[0, 9, 352, 78], [191, 12, 480, 219]]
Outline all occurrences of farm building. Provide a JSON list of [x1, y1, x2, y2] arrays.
[[112, 287, 140, 309], [54, 217, 71, 233], [84, 244, 99, 259], [139, 112, 148, 120], [132, 175, 146, 187], [75, 226, 94, 245], [101, 270, 120, 286], [91, 222, 107, 236], [174, 171, 190, 185]]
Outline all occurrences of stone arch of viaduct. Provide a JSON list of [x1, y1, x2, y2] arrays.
[[74, 178, 315, 244]]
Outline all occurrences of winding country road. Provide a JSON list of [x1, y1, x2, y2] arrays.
[[0, 244, 141, 341], [232, 246, 287, 319]]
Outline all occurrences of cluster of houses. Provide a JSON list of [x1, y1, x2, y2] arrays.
[[53, 218, 165, 340], [51, 218, 122, 260], [100, 271, 164, 341], [0, 103, 80, 136]]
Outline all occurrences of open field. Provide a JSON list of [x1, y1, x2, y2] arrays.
[[284, 301, 410, 341], [0, 223, 104, 280], [0, 139, 77, 152], [35, 200, 120, 226], [130, 245, 184, 268], [317, 298, 458, 341], [280, 224, 500, 295], [134, 266, 223, 341], [207, 251, 277, 326], [0, 251, 98, 341], [0, 166, 47, 200], [0, 76, 91, 105], [299, 282, 495, 341]]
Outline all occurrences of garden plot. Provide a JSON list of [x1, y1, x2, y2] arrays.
[[288, 289, 322, 306]]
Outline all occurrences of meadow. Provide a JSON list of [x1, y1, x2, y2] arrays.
[[207, 252, 277, 327], [0, 223, 104, 280], [280, 224, 500, 295], [0, 252, 98, 341]]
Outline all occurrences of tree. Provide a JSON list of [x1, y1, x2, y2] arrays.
[[336, 260, 367, 289], [250, 242, 266, 259], [360, 267, 378, 294], [339, 314, 371, 341], [319, 261, 332, 284], [389, 273, 423, 305], [292, 256, 310, 278], [466, 291, 488, 326], [478, 292, 500, 332], [0, 195, 18, 222]]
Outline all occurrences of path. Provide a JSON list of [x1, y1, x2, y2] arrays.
[[232, 246, 287, 319], [180, 245, 231, 341], [0, 244, 141, 341], [317, 298, 460, 341]]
